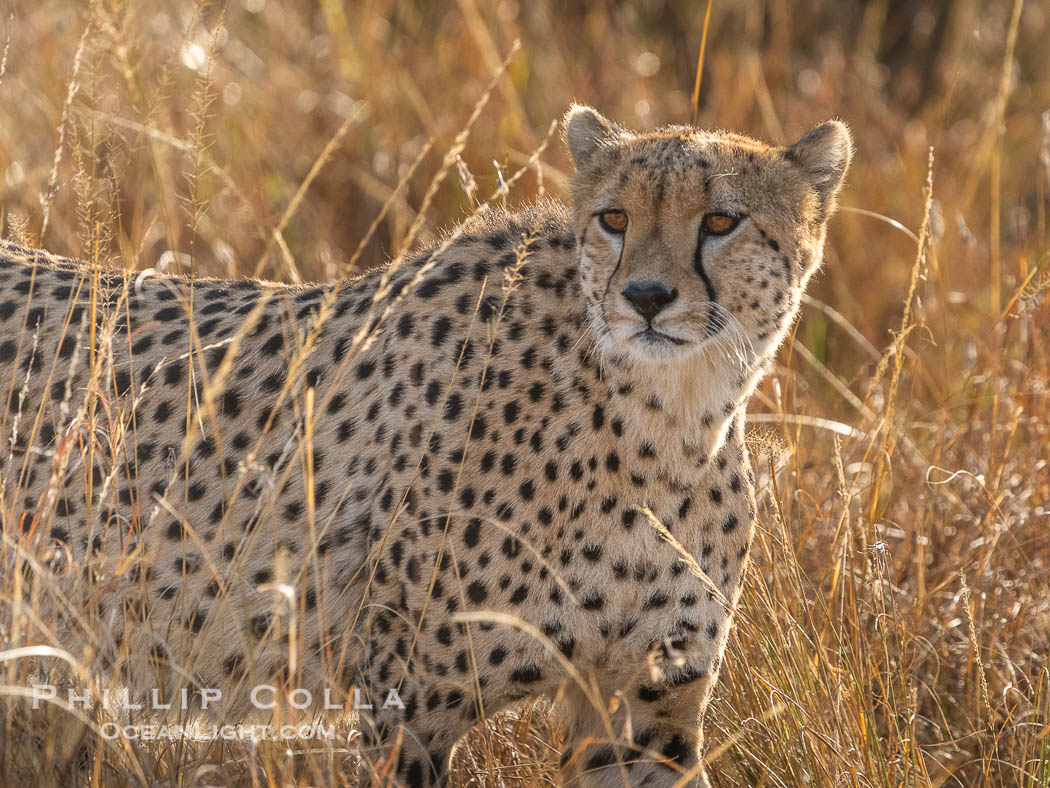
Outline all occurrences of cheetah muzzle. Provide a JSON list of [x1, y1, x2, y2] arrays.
[[0, 105, 851, 786]]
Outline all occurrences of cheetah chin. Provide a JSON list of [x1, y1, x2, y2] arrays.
[[1, 104, 850, 786]]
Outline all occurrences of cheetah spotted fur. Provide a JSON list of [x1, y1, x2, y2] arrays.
[[0, 106, 850, 786]]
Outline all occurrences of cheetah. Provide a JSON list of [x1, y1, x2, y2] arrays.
[[0, 106, 850, 785]]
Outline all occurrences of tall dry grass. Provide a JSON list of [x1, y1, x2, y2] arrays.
[[0, 0, 1048, 785]]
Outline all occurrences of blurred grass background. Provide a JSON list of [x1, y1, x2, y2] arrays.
[[1, 0, 1049, 785]]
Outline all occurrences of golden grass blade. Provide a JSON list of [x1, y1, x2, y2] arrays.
[[690, 0, 715, 126]]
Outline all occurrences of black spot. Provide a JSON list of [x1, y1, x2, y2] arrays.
[[662, 734, 691, 765], [591, 404, 605, 430], [637, 685, 664, 703], [643, 591, 670, 610], [416, 278, 442, 298], [175, 555, 201, 574], [114, 371, 132, 395], [163, 363, 184, 386], [581, 592, 604, 611], [467, 581, 488, 604], [337, 418, 356, 442], [261, 371, 283, 393], [456, 339, 474, 365], [430, 316, 452, 346], [509, 664, 542, 683], [425, 380, 441, 405], [220, 389, 242, 418], [582, 544, 602, 562], [503, 400, 519, 424], [397, 313, 414, 338], [437, 469, 455, 493], [669, 665, 708, 687], [478, 295, 499, 321], [458, 486, 476, 508], [58, 335, 78, 358], [584, 747, 617, 775], [443, 393, 462, 420]]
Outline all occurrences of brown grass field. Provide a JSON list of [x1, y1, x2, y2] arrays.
[[1, 0, 1049, 785]]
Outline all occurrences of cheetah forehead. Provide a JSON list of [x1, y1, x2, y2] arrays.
[[565, 104, 851, 225]]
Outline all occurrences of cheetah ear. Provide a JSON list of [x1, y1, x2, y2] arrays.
[[564, 105, 621, 169], [784, 120, 853, 214]]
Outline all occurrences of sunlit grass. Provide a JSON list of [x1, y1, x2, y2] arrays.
[[1, 0, 1049, 785]]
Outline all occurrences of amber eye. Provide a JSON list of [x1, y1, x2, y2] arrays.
[[702, 213, 740, 236], [598, 210, 629, 234]]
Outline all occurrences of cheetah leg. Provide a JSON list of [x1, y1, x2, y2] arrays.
[[359, 713, 464, 786], [558, 677, 714, 787], [558, 682, 633, 786], [355, 641, 480, 785], [356, 692, 472, 785]]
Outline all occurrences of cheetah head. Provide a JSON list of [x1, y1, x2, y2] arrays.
[[565, 105, 851, 369]]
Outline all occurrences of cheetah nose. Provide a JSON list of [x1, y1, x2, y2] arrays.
[[621, 281, 678, 321]]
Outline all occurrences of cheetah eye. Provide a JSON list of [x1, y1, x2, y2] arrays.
[[701, 213, 741, 236], [598, 210, 628, 234]]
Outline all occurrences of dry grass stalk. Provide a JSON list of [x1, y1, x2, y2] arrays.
[[0, 2, 1048, 785]]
